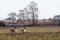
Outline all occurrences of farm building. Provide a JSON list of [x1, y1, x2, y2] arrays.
[[38, 19, 54, 26], [0, 17, 60, 27], [4, 20, 18, 26], [0, 20, 5, 27], [53, 15, 60, 25], [0, 19, 33, 27]]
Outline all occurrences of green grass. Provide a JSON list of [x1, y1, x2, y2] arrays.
[[0, 26, 60, 40], [26, 27, 60, 32], [0, 33, 60, 40], [0, 26, 60, 33]]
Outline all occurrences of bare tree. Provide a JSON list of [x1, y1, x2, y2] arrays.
[[18, 10, 25, 24], [18, 1, 39, 26], [28, 1, 39, 25], [8, 12, 16, 21], [24, 7, 30, 25], [24, 8, 28, 20], [8, 12, 17, 27]]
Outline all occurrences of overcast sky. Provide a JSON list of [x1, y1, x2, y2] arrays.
[[0, 0, 60, 20]]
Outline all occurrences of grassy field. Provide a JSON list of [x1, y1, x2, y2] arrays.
[[0, 33, 60, 40], [0, 26, 60, 33], [0, 26, 60, 40]]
